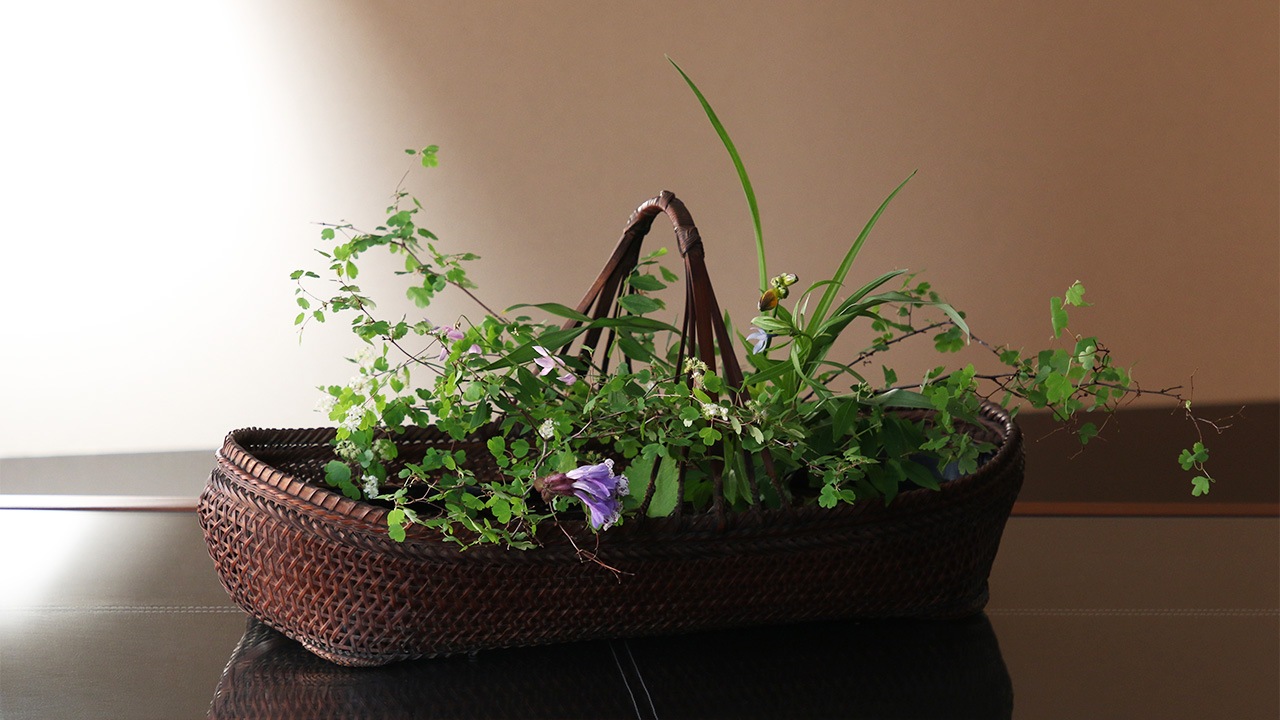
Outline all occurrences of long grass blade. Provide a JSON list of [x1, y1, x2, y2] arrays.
[[809, 171, 916, 333], [669, 56, 767, 293]]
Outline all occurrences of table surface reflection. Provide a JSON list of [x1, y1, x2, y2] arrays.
[[1, 509, 1276, 719]]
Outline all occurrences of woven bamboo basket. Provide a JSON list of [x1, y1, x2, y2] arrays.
[[198, 192, 1025, 667]]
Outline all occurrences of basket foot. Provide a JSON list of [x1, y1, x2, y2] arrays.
[[299, 640, 395, 668]]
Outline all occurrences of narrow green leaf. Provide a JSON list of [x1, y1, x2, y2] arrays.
[[832, 398, 861, 439], [744, 357, 794, 386], [843, 269, 909, 307], [810, 171, 917, 334], [669, 56, 766, 292], [617, 294, 663, 315], [586, 316, 681, 333], [901, 459, 940, 491], [504, 302, 592, 323], [627, 274, 667, 291], [481, 327, 588, 370], [868, 389, 936, 410], [617, 334, 654, 362]]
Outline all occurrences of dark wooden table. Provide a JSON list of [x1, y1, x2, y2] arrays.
[[1, 506, 1275, 719]]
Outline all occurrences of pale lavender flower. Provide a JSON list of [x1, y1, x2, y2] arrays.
[[746, 327, 773, 354], [533, 346, 577, 385], [435, 325, 468, 361], [535, 458, 629, 530]]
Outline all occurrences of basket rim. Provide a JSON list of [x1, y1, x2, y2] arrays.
[[211, 401, 1022, 557]]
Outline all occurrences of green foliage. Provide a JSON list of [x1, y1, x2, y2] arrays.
[[291, 67, 1217, 547]]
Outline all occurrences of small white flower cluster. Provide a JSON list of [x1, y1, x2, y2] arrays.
[[334, 439, 359, 462], [314, 393, 337, 416], [683, 358, 709, 389], [537, 418, 557, 440], [700, 401, 729, 421], [349, 373, 373, 396], [340, 406, 364, 432], [361, 474, 379, 498], [372, 438, 397, 461], [348, 347, 378, 395]]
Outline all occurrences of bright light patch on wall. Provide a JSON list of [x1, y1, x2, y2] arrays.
[[2, 1, 269, 338], [0, 1, 328, 457]]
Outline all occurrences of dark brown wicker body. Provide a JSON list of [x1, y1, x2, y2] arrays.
[[197, 403, 1023, 667]]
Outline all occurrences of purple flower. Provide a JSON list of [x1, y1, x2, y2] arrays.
[[533, 346, 577, 385], [746, 327, 772, 354], [535, 459, 629, 530]]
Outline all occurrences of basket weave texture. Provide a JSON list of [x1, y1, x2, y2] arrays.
[[197, 192, 1025, 666]]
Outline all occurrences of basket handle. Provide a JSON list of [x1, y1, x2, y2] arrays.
[[561, 192, 789, 525], [564, 191, 744, 388]]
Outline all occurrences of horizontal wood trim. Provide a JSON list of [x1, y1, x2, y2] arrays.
[[1012, 501, 1279, 517], [0, 495, 199, 511]]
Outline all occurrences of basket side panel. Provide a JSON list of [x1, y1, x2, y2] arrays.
[[197, 418, 1024, 665]]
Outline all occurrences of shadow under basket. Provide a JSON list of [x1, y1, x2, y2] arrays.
[[197, 403, 1023, 667]]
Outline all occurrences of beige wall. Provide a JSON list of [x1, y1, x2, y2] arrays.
[[1, 0, 1275, 457]]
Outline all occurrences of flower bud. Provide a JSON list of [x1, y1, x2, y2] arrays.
[[533, 472, 574, 502]]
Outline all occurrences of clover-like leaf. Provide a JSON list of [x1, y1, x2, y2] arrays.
[[1050, 296, 1070, 338], [1191, 476, 1212, 497], [1077, 422, 1099, 445], [1065, 281, 1092, 307]]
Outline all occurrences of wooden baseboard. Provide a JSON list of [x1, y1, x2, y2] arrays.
[[1016, 402, 1278, 504], [1012, 501, 1279, 517], [0, 495, 199, 511]]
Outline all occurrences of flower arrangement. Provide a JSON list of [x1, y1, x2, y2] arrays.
[[292, 62, 1217, 550]]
